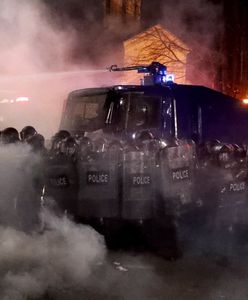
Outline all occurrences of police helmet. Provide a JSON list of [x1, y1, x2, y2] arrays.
[[27, 134, 45, 152], [74, 131, 85, 144], [51, 130, 71, 152], [136, 130, 158, 152], [207, 139, 222, 153], [232, 143, 243, 154], [1, 127, 20, 144], [20, 125, 37, 141], [60, 136, 78, 157], [53, 130, 70, 141]]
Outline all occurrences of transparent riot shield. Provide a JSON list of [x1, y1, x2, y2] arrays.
[[121, 150, 156, 221], [214, 162, 248, 257], [77, 150, 120, 221], [158, 142, 196, 218], [44, 155, 78, 217]]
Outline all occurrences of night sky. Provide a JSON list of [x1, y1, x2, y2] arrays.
[[39, 0, 248, 97], [0, 0, 247, 98]]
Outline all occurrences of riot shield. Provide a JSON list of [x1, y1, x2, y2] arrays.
[[121, 150, 156, 221]]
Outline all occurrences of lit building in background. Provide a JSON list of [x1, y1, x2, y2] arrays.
[[123, 24, 190, 84], [102, 1, 190, 85], [48, 0, 247, 97]]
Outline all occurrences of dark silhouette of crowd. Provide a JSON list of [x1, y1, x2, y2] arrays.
[[0, 126, 79, 232], [0, 125, 46, 153], [1, 125, 248, 260]]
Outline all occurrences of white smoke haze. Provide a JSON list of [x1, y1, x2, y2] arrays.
[[159, 0, 222, 43], [0, 0, 78, 74], [0, 143, 32, 227], [0, 124, 248, 299], [0, 0, 119, 138], [0, 210, 106, 300], [1, 1, 246, 299], [0, 143, 106, 300], [0, 0, 226, 137]]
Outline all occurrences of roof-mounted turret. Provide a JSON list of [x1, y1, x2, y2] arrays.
[[107, 61, 174, 86]]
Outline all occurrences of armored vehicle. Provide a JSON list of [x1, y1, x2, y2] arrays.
[[51, 62, 248, 256]]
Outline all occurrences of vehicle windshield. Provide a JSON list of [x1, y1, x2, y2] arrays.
[[62, 93, 107, 132], [62, 90, 161, 134], [126, 93, 161, 132]]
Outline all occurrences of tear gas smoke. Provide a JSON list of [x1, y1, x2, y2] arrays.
[[1, 132, 248, 299], [0, 143, 106, 300], [0, 0, 119, 138], [0, 0, 224, 138], [0, 210, 106, 300]]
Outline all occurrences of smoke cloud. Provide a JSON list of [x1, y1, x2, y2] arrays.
[[0, 0, 119, 138], [0, 120, 248, 299], [0, 0, 78, 74], [0, 143, 106, 300], [0, 209, 106, 300], [0, 0, 224, 137]]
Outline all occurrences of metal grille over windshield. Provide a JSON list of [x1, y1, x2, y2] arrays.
[[65, 93, 107, 132], [62, 90, 162, 135]]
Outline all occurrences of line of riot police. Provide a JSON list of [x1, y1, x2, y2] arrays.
[[0, 126, 46, 232], [194, 140, 248, 258], [47, 130, 248, 258], [1, 126, 248, 258], [0, 126, 46, 152]]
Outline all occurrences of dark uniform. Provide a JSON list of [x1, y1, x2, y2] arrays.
[[213, 144, 248, 257], [20, 125, 37, 142], [153, 138, 196, 258], [16, 149, 45, 232], [44, 135, 78, 217], [1, 127, 20, 144], [0, 127, 21, 227], [77, 137, 121, 239]]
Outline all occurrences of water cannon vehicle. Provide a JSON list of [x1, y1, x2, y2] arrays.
[[48, 62, 248, 256]]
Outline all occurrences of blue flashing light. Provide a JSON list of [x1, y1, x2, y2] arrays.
[[166, 74, 174, 83], [162, 75, 166, 83], [158, 69, 167, 76]]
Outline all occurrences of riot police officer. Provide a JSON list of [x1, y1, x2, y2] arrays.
[[15, 132, 46, 232], [60, 136, 78, 162], [20, 125, 37, 142], [27, 133, 46, 155], [1, 127, 20, 144], [77, 137, 93, 161], [135, 130, 156, 153], [0, 128, 30, 229], [50, 130, 71, 155], [44, 134, 78, 217]]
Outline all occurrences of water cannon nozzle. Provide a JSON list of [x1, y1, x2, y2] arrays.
[[107, 65, 118, 72], [106, 62, 174, 86]]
